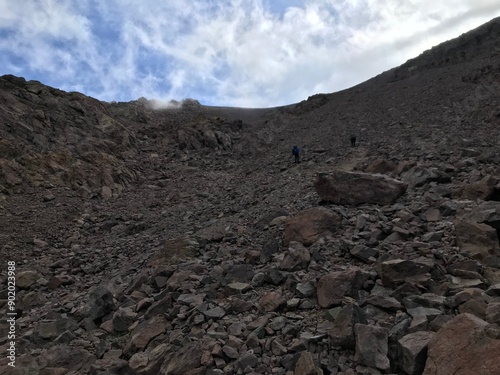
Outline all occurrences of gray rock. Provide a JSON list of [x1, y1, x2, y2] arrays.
[[366, 295, 403, 312], [454, 219, 500, 267], [222, 345, 239, 359], [279, 241, 311, 271], [177, 293, 206, 306], [407, 307, 443, 320], [265, 269, 285, 286], [228, 321, 246, 336], [486, 283, 500, 296], [398, 331, 435, 375], [226, 282, 252, 295], [317, 267, 370, 308], [268, 317, 287, 331], [16, 271, 41, 289], [261, 239, 280, 263], [202, 306, 226, 319], [34, 316, 79, 341], [350, 245, 379, 263], [237, 352, 259, 371], [112, 307, 137, 332], [354, 324, 390, 371], [124, 315, 169, 355], [81, 285, 115, 322], [328, 303, 367, 349], [296, 281, 316, 298], [159, 341, 203, 375], [225, 264, 255, 283], [377, 259, 433, 288]]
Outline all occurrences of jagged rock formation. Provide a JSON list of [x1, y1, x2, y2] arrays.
[[1, 16, 500, 375]]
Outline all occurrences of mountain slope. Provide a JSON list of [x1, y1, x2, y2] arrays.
[[0, 16, 500, 375]]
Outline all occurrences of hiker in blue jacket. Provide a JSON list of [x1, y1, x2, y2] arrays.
[[292, 145, 300, 164]]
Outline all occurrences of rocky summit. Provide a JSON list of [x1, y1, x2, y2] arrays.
[[1, 16, 500, 375]]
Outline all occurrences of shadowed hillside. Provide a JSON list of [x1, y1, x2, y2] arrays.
[[1, 16, 500, 375]]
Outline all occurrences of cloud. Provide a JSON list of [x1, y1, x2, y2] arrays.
[[0, 0, 499, 107]]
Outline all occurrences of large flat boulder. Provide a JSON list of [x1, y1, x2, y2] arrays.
[[314, 171, 408, 206], [423, 313, 500, 375]]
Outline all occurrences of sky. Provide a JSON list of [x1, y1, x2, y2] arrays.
[[1, 1, 499, 108]]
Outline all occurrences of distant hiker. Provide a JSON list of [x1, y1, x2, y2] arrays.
[[350, 134, 357, 147], [292, 145, 300, 164]]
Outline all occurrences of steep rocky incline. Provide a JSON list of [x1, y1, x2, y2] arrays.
[[1, 15, 500, 375]]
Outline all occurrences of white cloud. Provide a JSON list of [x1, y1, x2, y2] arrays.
[[0, 0, 499, 107]]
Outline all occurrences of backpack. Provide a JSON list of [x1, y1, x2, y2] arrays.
[[292, 146, 300, 155]]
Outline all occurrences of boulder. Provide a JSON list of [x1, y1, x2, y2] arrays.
[[468, 201, 500, 228], [124, 315, 169, 355], [314, 171, 407, 205], [398, 331, 435, 375], [294, 351, 323, 375], [279, 241, 311, 271], [365, 159, 397, 175], [34, 316, 79, 341], [16, 271, 41, 289], [225, 264, 255, 283], [402, 166, 451, 188], [456, 175, 496, 200], [129, 351, 151, 374], [454, 219, 500, 266], [350, 245, 379, 263], [423, 313, 500, 375], [38, 345, 95, 373], [81, 285, 115, 322], [327, 303, 367, 349], [259, 291, 286, 312], [112, 307, 137, 332], [159, 341, 203, 375], [260, 238, 280, 263], [284, 207, 342, 246], [317, 268, 370, 308], [354, 324, 390, 371], [377, 259, 433, 288]]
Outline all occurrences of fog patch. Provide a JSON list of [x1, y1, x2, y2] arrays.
[[147, 98, 201, 110]]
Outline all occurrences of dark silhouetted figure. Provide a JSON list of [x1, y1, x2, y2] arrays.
[[292, 145, 300, 164], [350, 134, 357, 147]]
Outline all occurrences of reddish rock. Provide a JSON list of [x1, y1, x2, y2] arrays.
[[124, 315, 169, 355], [454, 219, 500, 266], [317, 268, 370, 308], [259, 291, 286, 312], [294, 351, 323, 375], [456, 175, 496, 200], [365, 158, 397, 175], [284, 207, 342, 246], [423, 313, 500, 375]]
